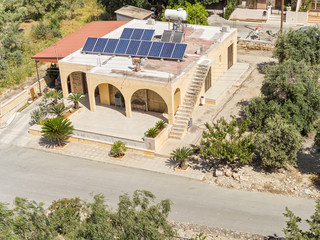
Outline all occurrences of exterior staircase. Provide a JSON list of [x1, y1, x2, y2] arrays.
[[168, 63, 210, 140]]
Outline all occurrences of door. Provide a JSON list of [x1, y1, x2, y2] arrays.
[[204, 67, 212, 92], [228, 44, 233, 70]]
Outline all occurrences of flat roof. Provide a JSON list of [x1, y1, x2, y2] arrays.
[[115, 5, 153, 19], [32, 21, 129, 63], [61, 19, 236, 83]]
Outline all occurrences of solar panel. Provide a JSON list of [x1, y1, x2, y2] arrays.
[[115, 39, 130, 55], [171, 43, 187, 60], [141, 29, 155, 41], [92, 38, 108, 53], [161, 30, 173, 42], [148, 42, 164, 58], [172, 31, 184, 43], [82, 37, 98, 52], [120, 28, 134, 39], [131, 29, 144, 40], [160, 42, 175, 58], [137, 41, 152, 56], [126, 40, 141, 55], [103, 39, 119, 54]]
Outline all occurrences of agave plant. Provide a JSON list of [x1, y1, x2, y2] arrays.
[[155, 120, 167, 130], [41, 117, 74, 146], [50, 104, 66, 117], [68, 92, 84, 109], [170, 147, 193, 168], [44, 90, 62, 105], [111, 141, 127, 157], [146, 127, 159, 138], [30, 108, 45, 124]]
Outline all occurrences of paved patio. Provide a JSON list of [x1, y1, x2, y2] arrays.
[[26, 135, 206, 181], [71, 96, 168, 141]]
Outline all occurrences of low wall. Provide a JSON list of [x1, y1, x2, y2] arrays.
[[238, 39, 275, 51], [143, 125, 171, 152], [286, 11, 308, 24], [230, 8, 268, 22], [0, 77, 52, 127]]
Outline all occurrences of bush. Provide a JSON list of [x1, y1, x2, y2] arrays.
[[200, 116, 255, 165], [146, 127, 159, 138], [283, 200, 320, 239], [50, 103, 66, 117], [315, 129, 320, 152], [224, 0, 237, 19], [31, 20, 61, 40], [48, 197, 82, 235], [31, 108, 45, 124], [273, 26, 320, 65], [111, 141, 127, 157], [155, 120, 167, 130], [255, 115, 303, 169]]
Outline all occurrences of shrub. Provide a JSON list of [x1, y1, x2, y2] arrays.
[[200, 116, 255, 165], [255, 115, 303, 170], [48, 197, 82, 235], [68, 92, 85, 109], [41, 117, 74, 146], [170, 147, 193, 168], [50, 103, 66, 117], [31, 108, 45, 124], [146, 127, 159, 138], [155, 120, 167, 130], [315, 129, 320, 152], [111, 141, 127, 157]]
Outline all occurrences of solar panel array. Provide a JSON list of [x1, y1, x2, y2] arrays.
[[82, 37, 187, 60], [81, 28, 187, 60], [120, 28, 155, 41]]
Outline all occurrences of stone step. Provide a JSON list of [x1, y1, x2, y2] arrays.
[[168, 134, 182, 140], [170, 128, 184, 135], [175, 116, 189, 121], [175, 119, 189, 125]]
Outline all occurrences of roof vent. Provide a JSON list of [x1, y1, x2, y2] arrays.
[[147, 19, 155, 25]]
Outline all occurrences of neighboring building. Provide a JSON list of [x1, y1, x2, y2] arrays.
[[115, 5, 153, 21], [57, 19, 237, 139]]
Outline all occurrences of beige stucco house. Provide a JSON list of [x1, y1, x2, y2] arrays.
[[58, 19, 237, 139]]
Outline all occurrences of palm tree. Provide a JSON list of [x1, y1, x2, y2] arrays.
[[111, 141, 127, 158], [50, 104, 66, 117], [170, 147, 193, 168], [68, 92, 84, 109], [41, 117, 74, 146]]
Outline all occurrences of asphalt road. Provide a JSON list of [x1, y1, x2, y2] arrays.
[[0, 143, 314, 237]]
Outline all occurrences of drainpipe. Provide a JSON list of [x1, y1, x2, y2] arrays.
[[35, 60, 42, 96]]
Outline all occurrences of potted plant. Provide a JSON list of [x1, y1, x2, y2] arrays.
[[146, 127, 159, 138], [111, 141, 127, 159], [170, 147, 193, 170], [155, 120, 167, 131]]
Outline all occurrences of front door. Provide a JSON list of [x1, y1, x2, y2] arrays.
[[228, 44, 233, 70]]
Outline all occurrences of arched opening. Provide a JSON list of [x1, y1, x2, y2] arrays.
[[95, 83, 125, 108], [131, 89, 168, 122], [174, 88, 181, 114], [68, 71, 88, 94], [131, 89, 167, 113]]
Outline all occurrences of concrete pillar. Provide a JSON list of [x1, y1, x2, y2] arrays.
[[124, 94, 132, 118], [61, 72, 69, 98], [88, 84, 96, 111], [167, 94, 175, 124], [98, 84, 110, 105]]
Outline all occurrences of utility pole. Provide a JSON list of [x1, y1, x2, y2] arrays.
[[280, 0, 284, 33]]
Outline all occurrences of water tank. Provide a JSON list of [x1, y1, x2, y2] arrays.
[[164, 9, 187, 21]]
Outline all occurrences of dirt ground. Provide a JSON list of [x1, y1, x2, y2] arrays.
[[200, 49, 320, 200]]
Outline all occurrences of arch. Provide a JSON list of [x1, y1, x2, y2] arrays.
[[131, 89, 168, 114], [67, 71, 88, 94], [173, 88, 181, 114], [94, 83, 125, 108]]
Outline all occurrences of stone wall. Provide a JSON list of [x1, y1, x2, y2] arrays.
[[70, 72, 84, 93], [238, 39, 275, 51]]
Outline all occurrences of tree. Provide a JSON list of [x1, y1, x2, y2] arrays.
[[170, 146, 193, 168], [162, 1, 209, 25], [283, 200, 320, 239], [200, 116, 255, 165], [245, 60, 320, 134], [255, 115, 303, 170], [68, 92, 85, 109], [274, 26, 320, 65], [41, 117, 74, 146]]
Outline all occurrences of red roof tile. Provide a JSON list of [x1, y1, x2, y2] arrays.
[[32, 21, 129, 63]]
